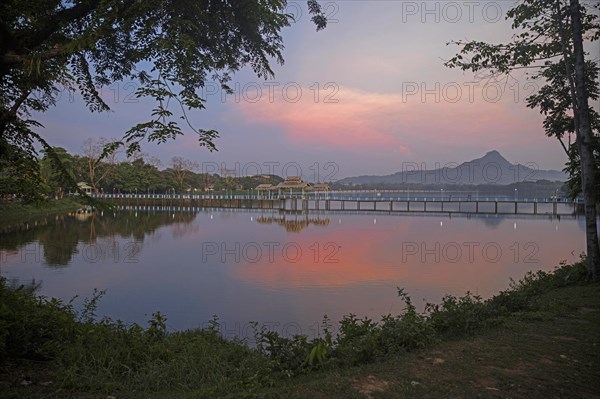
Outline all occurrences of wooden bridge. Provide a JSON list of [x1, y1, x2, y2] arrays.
[[96, 194, 581, 216]]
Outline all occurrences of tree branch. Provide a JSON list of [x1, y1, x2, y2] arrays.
[[27, 0, 98, 49], [558, 135, 570, 155]]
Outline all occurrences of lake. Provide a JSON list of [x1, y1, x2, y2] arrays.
[[0, 207, 585, 341]]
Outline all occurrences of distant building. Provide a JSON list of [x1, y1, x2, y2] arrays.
[[275, 176, 310, 191], [308, 183, 330, 192], [257, 178, 328, 194], [255, 183, 274, 192], [77, 182, 93, 195]]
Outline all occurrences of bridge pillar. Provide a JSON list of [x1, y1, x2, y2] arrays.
[[534, 202, 537, 215], [494, 201, 498, 214], [514, 201, 518, 214]]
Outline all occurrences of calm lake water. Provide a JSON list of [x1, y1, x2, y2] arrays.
[[0, 208, 586, 340]]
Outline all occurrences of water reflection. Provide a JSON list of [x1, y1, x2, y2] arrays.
[[0, 208, 586, 335], [256, 214, 330, 233], [0, 210, 196, 266]]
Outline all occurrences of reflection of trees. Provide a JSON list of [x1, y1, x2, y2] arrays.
[[172, 219, 200, 238], [0, 211, 196, 267], [38, 216, 80, 266], [256, 214, 330, 233]]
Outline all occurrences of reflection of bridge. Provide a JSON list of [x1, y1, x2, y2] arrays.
[[97, 194, 581, 216]]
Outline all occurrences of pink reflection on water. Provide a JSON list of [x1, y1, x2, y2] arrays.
[[233, 215, 584, 300]]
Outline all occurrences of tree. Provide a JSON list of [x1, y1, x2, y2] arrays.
[[0, 143, 43, 201], [445, 0, 600, 278], [169, 156, 198, 192], [0, 1, 327, 196], [111, 158, 163, 193], [40, 146, 77, 198], [81, 137, 119, 192], [565, 0, 600, 278]]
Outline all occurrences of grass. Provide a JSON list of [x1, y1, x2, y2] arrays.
[[0, 197, 83, 226], [269, 283, 600, 399], [0, 261, 598, 399]]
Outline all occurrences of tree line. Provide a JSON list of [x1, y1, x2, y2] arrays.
[[1, 138, 282, 200]]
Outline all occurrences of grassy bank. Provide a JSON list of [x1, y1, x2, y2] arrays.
[[0, 198, 83, 225], [0, 262, 598, 399], [273, 280, 600, 398]]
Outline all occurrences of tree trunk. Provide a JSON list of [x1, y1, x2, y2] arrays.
[[570, 0, 600, 279], [87, 158, 98, 192]]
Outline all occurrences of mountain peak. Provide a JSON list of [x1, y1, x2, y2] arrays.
[[477, 150, 510, 165]]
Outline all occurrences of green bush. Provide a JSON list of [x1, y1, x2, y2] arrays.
[[0, 278, 77, 360], [426, 292, 488, 336], [253, 321, 311, 376], [334, 314, 380, 364], [332, 290, 437, 365]]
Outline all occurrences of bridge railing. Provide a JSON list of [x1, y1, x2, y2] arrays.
[[91, 192, 577, 204]]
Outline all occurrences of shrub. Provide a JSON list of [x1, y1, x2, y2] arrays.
[[426, 292, 488, 336], [0, 278, 77, 360]]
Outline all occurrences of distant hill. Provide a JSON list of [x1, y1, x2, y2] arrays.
[[337, 151, 567, 186]]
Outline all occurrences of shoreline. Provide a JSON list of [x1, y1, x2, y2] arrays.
[[0, 197, 83, 223], [0, 198, 83, 228], [0, 262, 597, 398]]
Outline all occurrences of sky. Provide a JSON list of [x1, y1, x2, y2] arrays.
[[35, 1, 600, 181]]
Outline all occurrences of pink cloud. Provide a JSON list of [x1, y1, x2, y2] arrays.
[[236, 86, 408, 150], [234, 85, 544, 154]]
